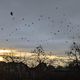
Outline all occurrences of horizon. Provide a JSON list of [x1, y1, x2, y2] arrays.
[[0, 48, 70, 67]]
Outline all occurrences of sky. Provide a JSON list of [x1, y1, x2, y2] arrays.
[[0, 0, 80, 55]]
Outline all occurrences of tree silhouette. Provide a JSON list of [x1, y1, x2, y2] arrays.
[[3, 50, 22, 63], [3, 50, 15, 62], [66, 42, 80, 68], [32, 45, 46, 64]]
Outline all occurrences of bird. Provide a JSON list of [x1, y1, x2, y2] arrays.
[[56, 7, 58, 10], [32, 22, 34, 24], [22, 18, 24, 20], [48, 17, 51, 19], [40, 15, 43, 17], [28, 24, 30, 27], [25, 24, 27, 26], [57, 30, 60, 32], [38, 18, 40, 21], [67, 25, 69, 27], [6, 39, 8, 41], [1, 28, 4, 30], [16, 28, 18, 31], [54, 33, 56, 35], [10, 12, 13, 16]]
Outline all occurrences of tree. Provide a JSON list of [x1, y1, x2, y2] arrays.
[[66, 42, 80, 68], [3, 50, 15, 62], [32, 45, 47, 64], [3, 50, 22, 63]]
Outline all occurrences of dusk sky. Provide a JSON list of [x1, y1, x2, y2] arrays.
[[0, 0, 80, 55]]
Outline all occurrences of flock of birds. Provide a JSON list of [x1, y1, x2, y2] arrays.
[[0, 7, 80, 49]]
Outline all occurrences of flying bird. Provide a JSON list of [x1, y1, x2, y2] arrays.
[[38, 18, 40, 21], [1, 28, 4, 30], [57, 30, 60, 32], [6, 39, 8, 42], [10, 12, 13, 16], [32, 22, 34, 24], [22, 18, 24, 20]]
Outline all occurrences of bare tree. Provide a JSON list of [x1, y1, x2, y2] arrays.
[[3, 50, 23, 62], [66, 42, 80, 68], [32, 45, 47, 64], [3, 50, 15, 62]]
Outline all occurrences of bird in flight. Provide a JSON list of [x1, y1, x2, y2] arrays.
[[10, 12, 13, 16]]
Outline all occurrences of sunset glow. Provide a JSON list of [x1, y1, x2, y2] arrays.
[[0, 57, 4, 61], [0, 49, 69, 67]]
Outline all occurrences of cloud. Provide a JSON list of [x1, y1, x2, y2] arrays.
[[0, 0, 80, 55]]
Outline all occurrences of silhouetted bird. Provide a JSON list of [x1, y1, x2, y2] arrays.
[[54, 33, 56, 35], [16, 28, 18, 31], [48, 17, 51, 19], [1, 28, 3, 30], [32, 22, 34, 24], [50, 32, 52, 34], [38, 18, 40, 21], [58, 30, 60, 32], [56, 7, 58, 10], [65, 41, 68, 43], [9, 34, 11, 36], [21, 37, 24, 40], [67, 25, 69, 27], [22, 18, 24, 20], [10, 12, 13, 16], [6, 39, 8, 41], [25, 24, 27, 26], [40, 15, 43, 17], [28, 24, 30, 27]]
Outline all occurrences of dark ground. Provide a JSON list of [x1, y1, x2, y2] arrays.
[[0, 61, 80, 80]]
